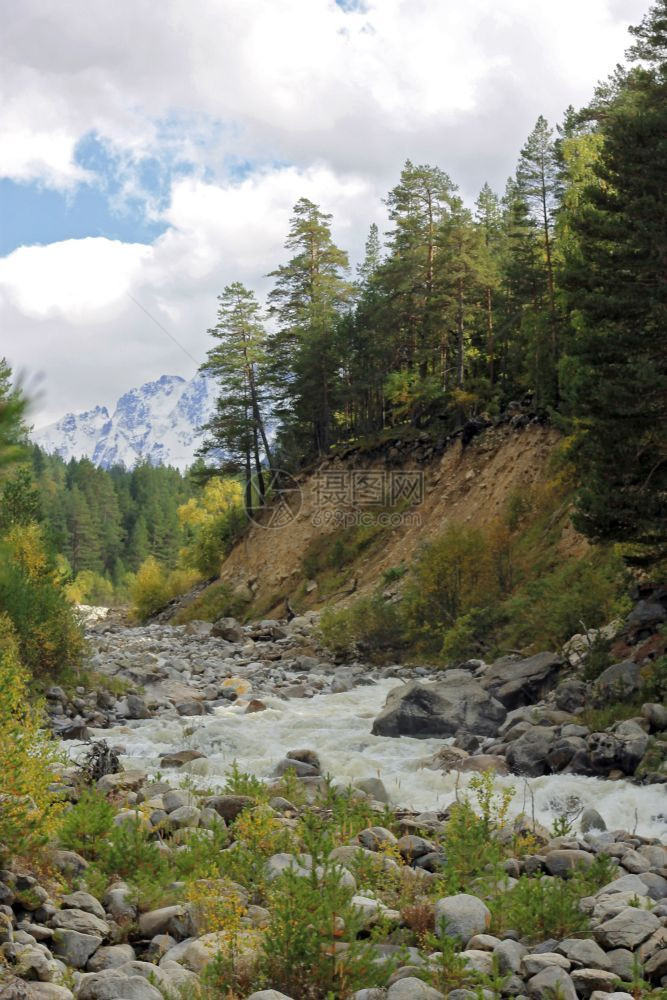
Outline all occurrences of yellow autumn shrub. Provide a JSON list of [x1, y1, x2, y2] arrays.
[[0, 613, 64, 860]]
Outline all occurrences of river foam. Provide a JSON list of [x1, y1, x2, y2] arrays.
[[83, 678, 666, 839]]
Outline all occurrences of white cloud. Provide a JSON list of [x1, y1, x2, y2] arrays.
[[0, 0, 645, 420], [0, 238, 152, 321], [1, 165, 382, 422], [0, 0, 638, 190]]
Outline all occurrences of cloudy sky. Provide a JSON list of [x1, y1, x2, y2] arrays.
[[0, 0, 647, 426]]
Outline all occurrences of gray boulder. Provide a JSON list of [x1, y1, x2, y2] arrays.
[[593, 908, 660, 949], [526, 966, 577, 1000], [51, 928, 102, 968], [434, 894, 491, 944], [50, 909, 109, 937], [481, 652, 563, 709], [506, 726, 556, 776], [594, 661, 641, 700], [387, 980, 444, 999], [76, 974, 163, 1000], [371, 676, 506, 739]]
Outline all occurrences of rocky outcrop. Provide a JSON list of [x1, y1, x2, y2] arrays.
[[371, 673, 506, 739]]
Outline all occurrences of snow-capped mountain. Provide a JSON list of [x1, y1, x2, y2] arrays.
[[33, 374, 218, 471]]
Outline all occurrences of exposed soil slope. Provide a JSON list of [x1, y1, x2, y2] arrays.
[[218, 423, 585, 616]]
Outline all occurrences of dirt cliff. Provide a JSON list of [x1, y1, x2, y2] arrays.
[[218, 423, 585, 617]]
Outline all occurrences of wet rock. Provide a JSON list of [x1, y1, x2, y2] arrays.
[[354, 777, 390, 802], [176, 700, 208, 716], [456, 755, 509, 775], [246, 699, 267, 713], [371, 677, 506, 739], [482, 652, 563, 709], [159, 750, 206, 767], [580, 808, 606, 833], [506, 727, 556, 777]]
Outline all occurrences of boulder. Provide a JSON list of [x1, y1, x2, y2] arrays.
[[51, 928, 102, 968], [594, 661, 641, 700], [526, 966, 577, 1000], [386, 980, 444, 999], [570, 969, 620, 996], [481, 652, 563, 709], [86, 944, 136, 972], [593, 908, 660, 950], [50, 908, 109, 937], [506, 726, 556, 777], [211, 617, 244, 642], [203, 794, 254, 821], [544, 850, 594, 878], [371, 676, 506, 739], [434, 894, 491, 944], [76, 974, 163, 1000]]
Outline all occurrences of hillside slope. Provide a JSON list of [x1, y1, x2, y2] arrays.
[[218, 422, 584, 616]]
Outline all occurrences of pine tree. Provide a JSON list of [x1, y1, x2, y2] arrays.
[[268, 198, 352, 456], [383, 162, 456, 378], [200, 282, 272, 507], [475, 184, 503, 386], [560, 2, 667, 558]]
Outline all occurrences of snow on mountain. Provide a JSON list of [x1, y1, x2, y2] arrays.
[[32, 373, 218, 471]]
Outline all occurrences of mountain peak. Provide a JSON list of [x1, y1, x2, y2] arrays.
[[33, 373, 216, 471]]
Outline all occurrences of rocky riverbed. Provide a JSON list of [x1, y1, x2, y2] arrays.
[[2, 595, 666, 999]]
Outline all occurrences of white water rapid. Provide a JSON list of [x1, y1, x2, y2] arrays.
[[85, 678, 667, 839]]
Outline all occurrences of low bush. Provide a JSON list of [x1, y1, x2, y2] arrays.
[[130, 556, 200, 621], [57, 788, 116, 861], [172, 579, 248, 624], [0, 523, 85, 677], [318, 595, 404, 657], [0, 613, 64, 861]]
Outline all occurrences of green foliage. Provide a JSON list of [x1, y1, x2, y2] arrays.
[[57, 788, 116, 861], [0, 523, 85, 677], [491, 873, 589, 941], [0, 613, 65, 861], [198, 282, 274, 509], [178, 478, 247, 575], [439, 772, 514, 893], [172, 579, 248, 624], [560, 18, 667, 562], [318, 595, 404, 658], [130, 556, 200, 622], [258, 816, 396, 999]]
